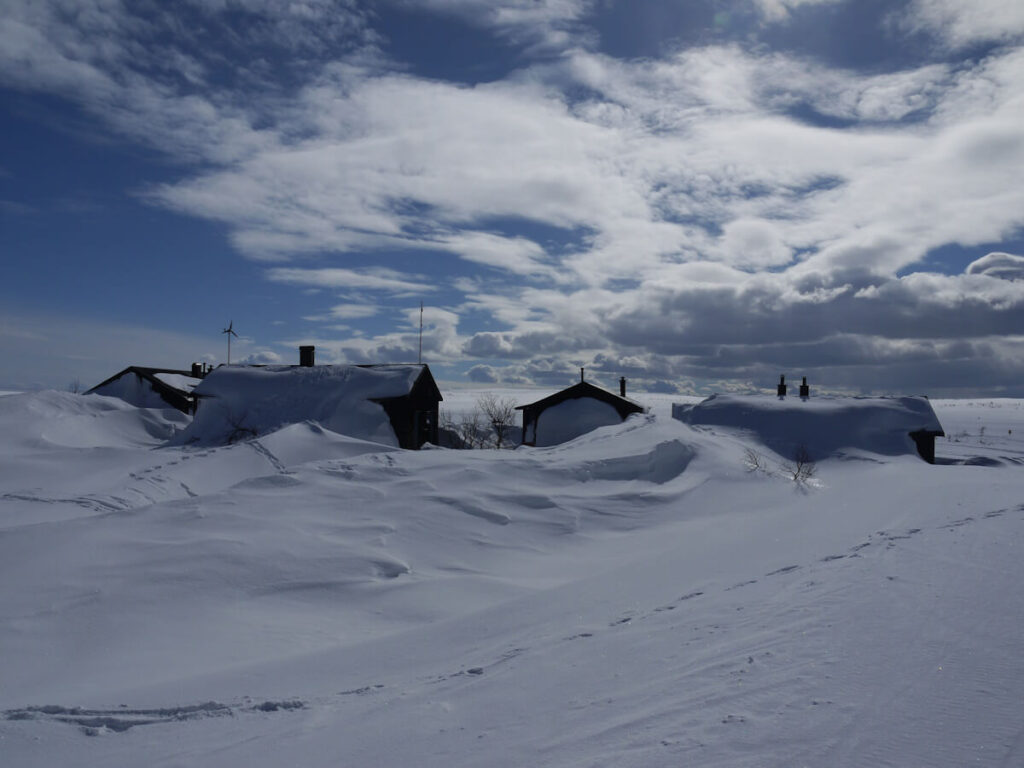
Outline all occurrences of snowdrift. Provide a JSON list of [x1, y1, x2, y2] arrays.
[[0, 390, 187, 452], [174, 365, 424, 446], [5, 395, 1024, 768], [673, 394, 945, 461]]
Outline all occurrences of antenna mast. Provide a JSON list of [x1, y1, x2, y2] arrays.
[[418, 301, 424, 364]]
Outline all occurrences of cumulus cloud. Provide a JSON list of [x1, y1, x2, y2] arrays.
[[6, 1, 1024, 393], [466, 364, 499, 383], [966, 252, 1024, 280], [238, 349, 284, 364]]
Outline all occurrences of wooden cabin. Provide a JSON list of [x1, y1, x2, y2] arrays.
[[516, 376, 646, 447]]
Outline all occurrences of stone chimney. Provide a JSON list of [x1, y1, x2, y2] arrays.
[[799, 376, 810, 398], [620, 377, 627, 397], [777, 374, 787, 398], [299, 345, 315, 367]]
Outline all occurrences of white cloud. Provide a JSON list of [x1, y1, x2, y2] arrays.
[[325, 303, 381, 320], [6, 2, 1024, 392], [266, 267, 435, 294], [751, 0, 841, 22], [966, 252, 1024, 280], [238, 349, 284, 364], [718, 218, 793, 269], [399, 0, 593, 49], [904, 0, 1024, 49]]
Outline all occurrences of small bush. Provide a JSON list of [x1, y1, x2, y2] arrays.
[[783, 446, 816, 485]]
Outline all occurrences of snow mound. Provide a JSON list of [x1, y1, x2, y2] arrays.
[[530, 414, 698, 485], [175, 365, 423, 446], [673, 394, 944, 461], [257, 421, 401, 467], [0, 390, 187, 451]]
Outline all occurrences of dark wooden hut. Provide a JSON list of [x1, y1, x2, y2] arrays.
[[361, 364, 442, 449]]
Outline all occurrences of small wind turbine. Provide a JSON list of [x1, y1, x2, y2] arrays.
[[222, 320, 238, 364]]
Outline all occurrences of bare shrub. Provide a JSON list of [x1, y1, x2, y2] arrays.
[[438, 409, 466, 449], [783, 446, 816, 485], [457, 409, 486, 449], [477, 394, 517, 449], [743, 448, 768, 474], [224, 408, 258, 443]]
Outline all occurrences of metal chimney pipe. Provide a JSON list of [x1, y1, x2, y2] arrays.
[[580, 367, 585, 383], [299, 345, 315, 367], [620, 377, 626, 397]]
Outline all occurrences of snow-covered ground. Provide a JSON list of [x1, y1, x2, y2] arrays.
[[2, 389, 1023, 767]]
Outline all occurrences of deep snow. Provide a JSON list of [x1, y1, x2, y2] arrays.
[[2, 390, 1024, 767], [675, 393, 945, 460]]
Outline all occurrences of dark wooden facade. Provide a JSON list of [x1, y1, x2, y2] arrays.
[[515, 380, 646, 446], [364, 364, 442, 449], [909, 428, 944, 464]]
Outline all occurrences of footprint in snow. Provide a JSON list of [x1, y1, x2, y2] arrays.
[[765, 565, 800, 577], [4, 699, 307, 736], [3, 702, 234, 735], [339, 685, 384, 696], [725, 579, 757, 591]]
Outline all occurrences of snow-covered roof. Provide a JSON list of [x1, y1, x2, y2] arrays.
[[153, 372, 201, 392], [86, 367, 200, 412], [516, 381, 646, 413], [179, 364, 433, 446], [674, 394, 945, 460]]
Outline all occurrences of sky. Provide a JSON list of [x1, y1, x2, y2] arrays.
[[2, 0, 1024, 396]]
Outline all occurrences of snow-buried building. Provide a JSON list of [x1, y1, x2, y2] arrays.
[[516, 378, 647, 447], [673, 394, 945, 463], [86, 367, 203, 414], [179, 363, 441, 449]]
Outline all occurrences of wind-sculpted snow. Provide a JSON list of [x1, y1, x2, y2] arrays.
[[3, 393, 1024, 767], [0, 390, 188, 452]]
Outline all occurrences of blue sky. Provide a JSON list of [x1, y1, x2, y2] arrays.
[[2, 0, 1024, 395]]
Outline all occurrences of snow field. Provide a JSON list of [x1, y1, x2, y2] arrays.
[[1, 391, 1023, 766]]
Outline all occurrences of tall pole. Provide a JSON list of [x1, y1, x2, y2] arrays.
[[418, 301, 424, 365], [223, 321, 238, 365]]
